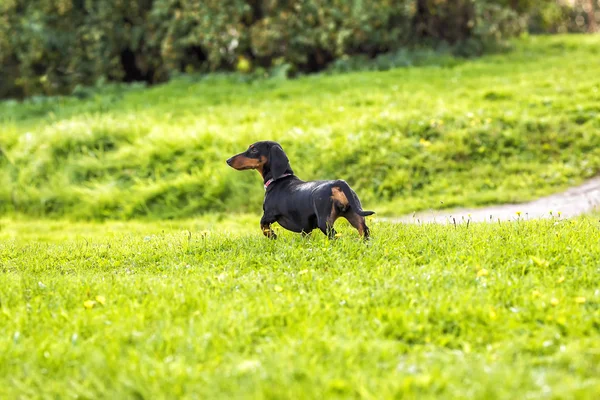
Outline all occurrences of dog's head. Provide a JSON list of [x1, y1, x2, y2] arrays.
[[227, 141, 291, 179]]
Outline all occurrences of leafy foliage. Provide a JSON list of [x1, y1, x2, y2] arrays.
[[3, 1, 599, 99], [0, 0, 533, 98]]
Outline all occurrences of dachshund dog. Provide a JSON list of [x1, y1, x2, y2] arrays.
[[227, 141, 374, 239]]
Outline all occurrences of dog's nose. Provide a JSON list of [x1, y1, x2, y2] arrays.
[[226, 158, 233, 166]]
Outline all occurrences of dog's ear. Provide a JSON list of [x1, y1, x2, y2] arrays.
[[269, 144, 290, 180]]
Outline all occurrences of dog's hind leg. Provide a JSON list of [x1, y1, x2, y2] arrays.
[[315, 199, 339, 239], [343, 211, 370, 239], [317, 221, 337, 239]]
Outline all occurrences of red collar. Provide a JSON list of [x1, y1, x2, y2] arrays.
[[264, 174, 292, 190]]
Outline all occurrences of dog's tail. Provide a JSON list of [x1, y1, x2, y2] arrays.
[[334, 180, 375, 217]]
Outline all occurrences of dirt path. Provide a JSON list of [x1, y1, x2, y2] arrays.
[[391, 177, 600, 224]]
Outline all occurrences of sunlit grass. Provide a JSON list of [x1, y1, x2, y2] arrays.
[[2, 33, 600, 399], [1, 35, 600, 219], [1, 216, 599, 398]]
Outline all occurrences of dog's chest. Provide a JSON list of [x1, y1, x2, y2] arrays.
[[264, 186, 317, 232], [276, 215, 304, 233]]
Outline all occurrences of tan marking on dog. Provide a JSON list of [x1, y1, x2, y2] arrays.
[[331, 187, 349, 206], [345, 212, 367, 237], [230, 155, 267, 174], [329, 202, 339, 225], [261, 223, 276, 238], [255, 156, 267, 176]]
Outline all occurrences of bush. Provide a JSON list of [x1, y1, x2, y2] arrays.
[[0, 0, 536, 99], [527, 0, 600, 34], [249, 1, 415, 70], [4, 1, 597, 100]]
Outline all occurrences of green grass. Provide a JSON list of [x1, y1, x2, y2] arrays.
[[2, 34, 600, 399], [1, 216, 599, 399], [1, 34, 600, 219]]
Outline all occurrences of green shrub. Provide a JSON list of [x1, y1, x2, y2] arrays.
[[249, 0, 415, 70], [0, 0, 532, 99], [527, 0, 599, 34]]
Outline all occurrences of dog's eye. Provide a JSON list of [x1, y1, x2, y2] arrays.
[[249, 148, 258, 154]]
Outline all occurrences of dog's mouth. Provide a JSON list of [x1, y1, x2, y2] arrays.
[[227, 161, 259, 171], [227, 155, 265, 171]]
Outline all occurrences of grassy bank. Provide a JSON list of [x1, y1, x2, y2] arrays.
[[1, 216, 599, 398], [1, 35, 600, 220]]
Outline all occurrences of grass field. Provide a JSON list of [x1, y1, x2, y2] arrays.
[[2, 34, 600, 399], [1, 35, 600, 219], [1, 216, 599, 399]]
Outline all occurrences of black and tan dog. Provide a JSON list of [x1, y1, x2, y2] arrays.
[[227, 141, 374, 239]]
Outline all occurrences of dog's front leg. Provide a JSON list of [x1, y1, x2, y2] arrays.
[[260, 214, 278, 239]]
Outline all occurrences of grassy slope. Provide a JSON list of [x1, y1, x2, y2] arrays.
[[1, 217, 599, 398], [1, 35, 600, 219]]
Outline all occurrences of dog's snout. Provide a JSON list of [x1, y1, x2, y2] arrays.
[[226, 157, 233, 166]]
